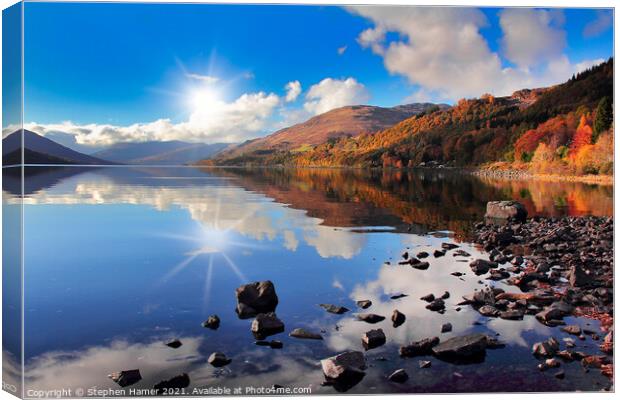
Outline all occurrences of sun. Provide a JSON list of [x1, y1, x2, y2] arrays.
[[189, 87, 223, 113]]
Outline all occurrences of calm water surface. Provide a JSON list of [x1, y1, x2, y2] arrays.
[[3, 167, 614, 394]]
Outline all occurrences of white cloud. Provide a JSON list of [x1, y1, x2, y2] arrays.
[[284, 80, 302, 102], [348, 6, 602, 101], [583, 10, 613, 38], [303, 77, 370, 115], [186, 73, 219, 84], [20, 91, 280, 146], [337, 45, 347, 55], [574, 58, 606, 74], [499, 9, 565, 68]]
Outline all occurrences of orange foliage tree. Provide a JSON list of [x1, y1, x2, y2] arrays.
[[569, 115, 593, 157]]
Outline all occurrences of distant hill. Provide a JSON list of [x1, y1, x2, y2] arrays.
[[209, 103, 448, 164], [93, 141, 230, 165], [2, 130, 114, 165]]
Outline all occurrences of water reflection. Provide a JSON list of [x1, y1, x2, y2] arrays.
[[5, 166, 613, 394]]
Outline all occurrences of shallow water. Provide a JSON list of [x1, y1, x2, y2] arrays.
[[2, 166, 614, 395]]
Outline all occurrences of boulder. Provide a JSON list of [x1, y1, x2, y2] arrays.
[[431, 334, 489, 360], [426, 299, 445, 312], [356, 313, 385, 324], [319, 304, 350, 314], [532, 337, 559, 357], [417, 251, 430, 259], [165, 339, 182, 349], [441, 243, 459, 250], [562, 325, 581, 336], [208, 352, 231, 367], [478, 305, 499, 317], [470, 259, 497, 275], [202, 315, 220, 330], [251, 312, 285, 339], [411, 260, 430, 270], [154, 374, 190, 394], [109, 370, 142, 387], [568, 265, 591, 287], [420, 293, 435, 302], [357, 300, 372, 309], [419, 360, 432, 369], [236, 281, 279, 319], [441, 323, 453, 333], [388, 369, 409, 383], [485, 201, 527, 222], [434, 249, 446, 257], [289, 328, 323, 340], [391, 310, 406, 328], [362, 329, 386, 350], [399, 337, 440, 357], [321, 351, 366, 388]]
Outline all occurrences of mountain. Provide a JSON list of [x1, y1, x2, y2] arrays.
[[93, 141, 230, 165], [208, 58, 612, 175], [209, 103, 448, 164], [2, 130, 114, 165]]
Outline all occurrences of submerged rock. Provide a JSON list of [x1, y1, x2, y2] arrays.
[[390, 293, 408, 300], [109, 370, 142, 387], [319, 304, 350, 314], [419, 360, 432, 369], [391, 310, 406, 328], [441, 323, 453, 333], [388, 369, 409, 383], [532, 337, 559, 357], [426, 299, 445, 312], [208, 352, 231, 367], [441, 243, 460, 250], [289, 328, 323, 340], [251, 312, 285, 339], [417, 251, 430, 259], [356, 313, 385, 324], [470, 259, 497, 275], [357, 300, 372, 309], [362, 329, 386, 350], [154, 373, 190, 394], [562, 325, 582, 336], [236, 281, 279, 319], [420, 293, 435, 302], [202, 315, 220, 330], [411, 260, 430, 270]]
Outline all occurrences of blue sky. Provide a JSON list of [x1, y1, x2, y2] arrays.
[[10, 3, 615, 147]]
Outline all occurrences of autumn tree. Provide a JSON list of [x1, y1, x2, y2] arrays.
[[569, 115, 592, 157]]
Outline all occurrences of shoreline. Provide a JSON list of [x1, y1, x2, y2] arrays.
[[469, 168, 613, 185]]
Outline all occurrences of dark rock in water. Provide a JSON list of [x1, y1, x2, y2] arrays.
[[499, 309, 524, 320], [401, 251, 409, 260], [251, 312, 285, 339], [562, 325, 582, 336], [109, 369, 142, 387], [165, 339, 182, 349], [451, 272, 465, 277], [320, 304, 350, 314], [554, 370, 565, 379], [290, 328, 323, 340], [357, 300, 372, 309], [484, 201, 527, 223], [400, 337, 440, 357], [391, 310, 406, 328], [388, 368, 409, 383], [453, 250, 471, 257], [426, 298, 445, 312], [419, 360, 432, 369], [321, 351, 366, 391], [420, 293, 435, 302], [154, 373, 190, 394], [568, 265, 591, 287], [470, 259, 497, 275], [478, 305, 499, 317], [202, 315, 220, 330], [236, 281, 279, 319], [536, 302, 572, 323], [441, 243, 459, 250], [269, 340, 283, 349], [441, 323, 453, 333], [431, 333, 488, 360], [434, 249, 446, 257], [362, 329, 386, 350], [390, 293, 408, 300], [441, 291, 450, 299], [357, 313, 385, 323], [417, 251, 430, 259], [532, 337, 559, 357], [208, 352, 231, 367], [411, 260, 430, 270]]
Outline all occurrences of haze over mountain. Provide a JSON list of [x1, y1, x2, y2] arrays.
[[212, 103, 448, 163], [2, 130, 113, 165], [92, 141, 230, 165]]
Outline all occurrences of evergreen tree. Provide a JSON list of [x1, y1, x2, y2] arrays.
[[593, 96, 613, 142]]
